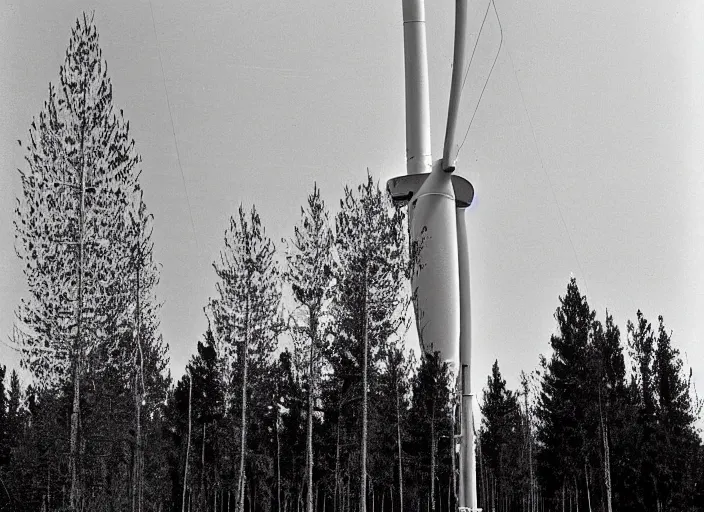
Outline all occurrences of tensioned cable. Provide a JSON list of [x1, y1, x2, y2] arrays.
[[148, 1, 199, 249], [459, 0, 492, 100], [494, 2, 590, 298], [457, 0, 503, 156]]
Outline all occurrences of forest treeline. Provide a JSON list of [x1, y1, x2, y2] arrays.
[[1, 13, 703, 512]]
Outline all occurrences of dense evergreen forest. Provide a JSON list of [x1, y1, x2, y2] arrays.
[[2, 13, 703, 512]]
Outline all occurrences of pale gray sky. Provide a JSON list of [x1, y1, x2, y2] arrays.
[[1, 0, 703, 411]]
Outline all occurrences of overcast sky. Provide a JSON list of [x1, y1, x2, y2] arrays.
[[1, 0, 703, 411]]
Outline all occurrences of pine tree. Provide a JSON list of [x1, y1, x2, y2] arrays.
[[184, 370, 193, 512], [407, 351, 453, 512], [0, 379, 89, 511], [165, 370, 194, 512], [13, 13, 144, 509], [0, 366, 8, 468], [273, 349, 306, 512], [134, 333, 171, 510], [7, 371, 21, 450], [519, 371, 538, 512], [624, 310, 704, 510], [185, 329, 225, 511], [209, 204, 281, 512], [284, 183, 335, 512], [478, 360, 523, 511], [377, 341, 414, 512], [651, 315, 701, 509], [122, 191, 162, 512], [589, 312, 628, 512], [0, 368, 23, 505], [536, 278, 596, 508], [626, 310, 658, 508], [329, 172, 408, 512]]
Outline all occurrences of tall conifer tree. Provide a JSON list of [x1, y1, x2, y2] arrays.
[[14, 13, 148, 509], [330, 172, 407, 512], [626, 310, 658, 508], [536, 278, 596, 508], [0, 366, 7, 468], [209, 205, 281, 512], [284, 183, 335, 512], [407, 351, 452, 512], [479, 361, 523, 511]]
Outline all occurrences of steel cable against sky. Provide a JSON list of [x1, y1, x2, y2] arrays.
[[148, 0, 200, 250], [457, 0, 503, 158], [458, 0, 491, 118], [493, 0, 591, 299]]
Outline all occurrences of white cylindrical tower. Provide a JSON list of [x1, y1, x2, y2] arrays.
[[457, 206, 480, 512], [402, 0, 432, 176], [409, 163, 460, 371]]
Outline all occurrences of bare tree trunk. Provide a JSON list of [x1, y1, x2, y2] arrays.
[[297, 473, 304, 512], [201, 423, 207, 511], [139, 407, 144, 511], [346, 474, 351, 512], [132, 370, 140, 512], [447, 473, 451, 512], [521, 376, 535, 512], [562, 480, 565, 512], [133, 258, 145, 512], [132, 328, 139, 511], [430, 405, 436, 512], [183, 373, 193, 512], [334, 408, 340, 512], [598, 389, 613, 512], [237, 295, 251, 512], [395, 376, 404, 512], [69, 83, 89, 512], [360, 265, 369, 512], [277, 402, 282, 512], [307, 314, 317, 512], [492, 474, 496, 512], [584, 463, 592, 512]]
